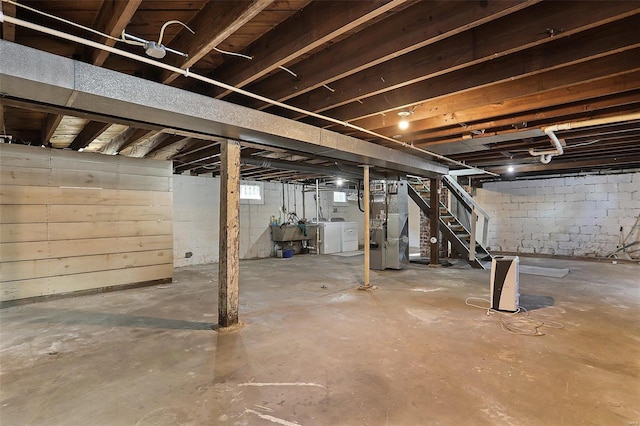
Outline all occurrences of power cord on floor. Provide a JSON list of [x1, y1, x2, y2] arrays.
[[465, 297, 564, 336]]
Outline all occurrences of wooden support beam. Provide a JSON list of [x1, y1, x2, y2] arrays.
[[218, 139, 241, 328], [147, 136, 193, 160], [68, 121, 111, 151], [1, 97, 162, 131], [0, 0, 16, 42], [40, 1, 141, 152], [328, 46, 640, 130], [213, 0, 408, 98], [283, 8, 640, 117], [91, 0, 143, 67], [349, 52, 640, 134], [41, 113, 63, 145], [489, 155, 640, 175], [410, 91, 640, 146], [236, 0, 538, 110], [363, 166, 370, 288], [172, 145, 222, 173], [429, 178, 440, 267], [159, 0, 275, 85], [101, 128, 154, 155], [407, 72, 640, 141], [122, 133, 180, 158]]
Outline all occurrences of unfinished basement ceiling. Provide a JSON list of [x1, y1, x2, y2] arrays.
[[1, 0, 639, 183]]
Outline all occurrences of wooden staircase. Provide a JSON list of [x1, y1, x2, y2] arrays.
[[407, 176, 492, 269]]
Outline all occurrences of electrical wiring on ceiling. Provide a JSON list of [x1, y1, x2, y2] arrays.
[[278, 65, 298, 77], [0, 0, 499, 176], [5, 0, 192, 58], [214, 47, 253, 60]]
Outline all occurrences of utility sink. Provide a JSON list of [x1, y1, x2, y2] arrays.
[[270, 224, 317, 241]]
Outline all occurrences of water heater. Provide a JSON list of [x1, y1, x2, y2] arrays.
[[490, 256, 520, 312]]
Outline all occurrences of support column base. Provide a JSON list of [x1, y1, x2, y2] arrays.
[[358, 284, 378, 291], [216, 321, 245, 332]]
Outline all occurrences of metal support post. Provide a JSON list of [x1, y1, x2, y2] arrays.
[[429, 178, 440, 267]]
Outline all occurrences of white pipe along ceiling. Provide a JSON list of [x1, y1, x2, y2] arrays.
[[0, 8, 498, 176], [0, 39, 448, 177], [530, 112, 640, 164]]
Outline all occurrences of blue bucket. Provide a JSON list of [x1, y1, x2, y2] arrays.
[[283, 249, 295, 258]]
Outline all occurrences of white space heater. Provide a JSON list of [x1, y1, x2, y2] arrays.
[[490, 256, 520, 312]]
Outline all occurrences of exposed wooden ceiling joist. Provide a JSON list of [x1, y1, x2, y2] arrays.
[[0, 0, 16, 42], [278, 7, 640, 119], [347, 60, 640, 138], [409, 91, 640, 146], [68, 121, 111, 151], [211, 0, 410, 98], [2, 0, 639, 181], [90, 0, 142, 67], [158, 0, 276, 85], [233, 0, 538, 110], [100, 127, 155, 155]]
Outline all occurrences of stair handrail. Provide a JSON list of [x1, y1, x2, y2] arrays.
[[442, 175, 491, 248], [407, 177, 490, 269]]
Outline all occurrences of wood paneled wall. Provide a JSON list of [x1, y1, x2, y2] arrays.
[[0, 144, 173, 303]]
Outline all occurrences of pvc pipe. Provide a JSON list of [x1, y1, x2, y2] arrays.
[[539, 154, 553, 164], [563, 112, 640, 129], [530, 112, 640, 163], [1, 12, 498, 177]]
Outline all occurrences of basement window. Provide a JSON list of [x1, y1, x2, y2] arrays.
[[240, 182, 264, 204], [333, 191, 347, 203]]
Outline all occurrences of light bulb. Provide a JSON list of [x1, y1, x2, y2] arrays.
[[398, 119, 409, 130], [337, 178, 344, 187], [507, 165, 514, 173]]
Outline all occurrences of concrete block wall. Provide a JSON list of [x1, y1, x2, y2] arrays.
[[173, 176, 362, 266], [474, 172, 640, 257], [173, 175, 219, 267], [241, 181, 303, 259]]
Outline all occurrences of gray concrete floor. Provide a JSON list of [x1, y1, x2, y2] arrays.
[[1, 255, 638, 425]]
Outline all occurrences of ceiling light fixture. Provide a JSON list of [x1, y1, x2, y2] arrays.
[[397, 111, 411, 130], [507, 165, 514, 173], [336, 178, 344, 187]]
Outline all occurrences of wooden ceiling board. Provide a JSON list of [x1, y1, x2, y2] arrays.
[[3, 107, 44, 144], [3, 0, 640, 180]]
